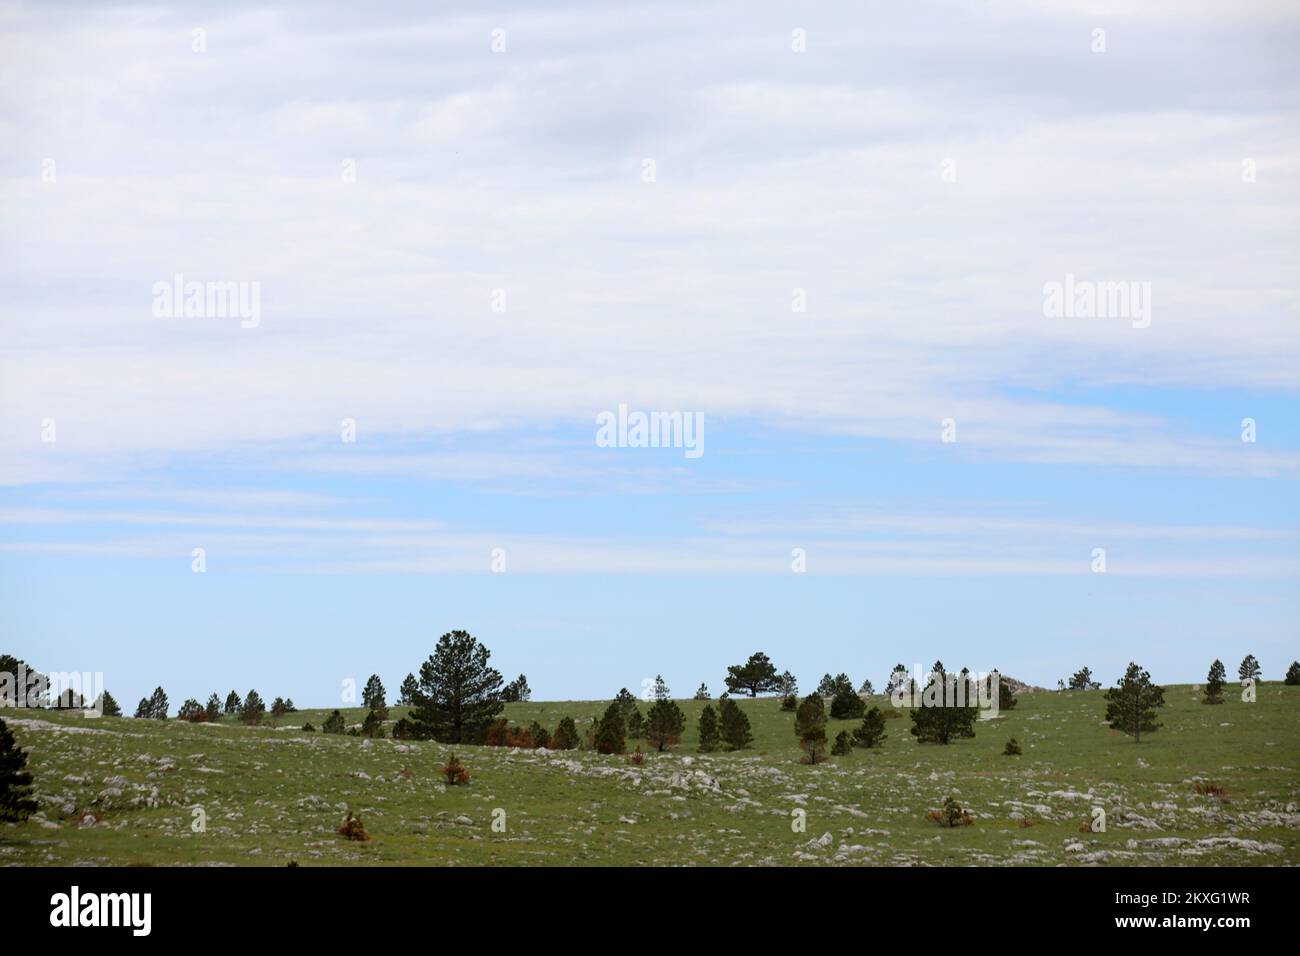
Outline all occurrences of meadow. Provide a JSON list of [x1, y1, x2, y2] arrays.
[[4, 684, 1298, 866]]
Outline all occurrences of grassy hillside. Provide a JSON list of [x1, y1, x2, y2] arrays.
[[4, 684, 1298, 866]]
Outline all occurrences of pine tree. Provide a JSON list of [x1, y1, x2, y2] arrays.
[[1068, 667, 1099, 690], [724, 652, 780, 697], [284, 699, 296, 712], [0, 718, 37, 822], [777, 670, 798, 698], [202, 693, 220, 721], [795, 694, 827, 764], [1286, 661, 1300, 686], [719, 698, 753, 750], [322, 709, 346, 734], [594, 702, 626, 754], [398, 672, 418, 706], [693, 682, 710, 700], [852, 706, 887, 748], [908, 668, 978, 745], [361, 708, 385, 738], [224, 690, 241, 715], [830, 679, 865, 719], [512, 674, 531, 702], [362, 674, 386, 711], [133, 697, 150, 719], [831, 730, 852, 756], [1238, 655, 1261, 682], [858, 678, 874, 696], [98, 690, 121, 717], [614, 688, 643, 739], [991, 670, 1017, 711], [816, 674, 836, 697], [780, 693, 798, 711], [650, 675, 670, 702], [407, 631, 505, 743], [240, 689, 266, 725], [1003, 737, 1023, 756], [697, 704, 720, 752], [645, 697, 685, 752], [554, 715, 579, 750], [148, 686, 169, 720], [1204, 659, 1226, 704], [529, 720, 550, 749], [885, 664, 908, 696], [1104, 663, 1165, 742], [271, 696, 289, 718], [177, 698, 205, 722]]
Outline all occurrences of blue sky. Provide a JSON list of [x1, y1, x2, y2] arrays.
[[1, 0, 1298, 706]]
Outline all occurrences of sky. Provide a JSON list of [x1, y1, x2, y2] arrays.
[[1, 0, 1298, 708]]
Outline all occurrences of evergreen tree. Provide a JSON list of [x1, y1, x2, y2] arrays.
[[693, 682, 710, 700], [1238, 655, 1261, 682], [284, 699, 296, 712], [362, 674, 386, 711], [777, 670, 798, 697], [594, 702, 626, 754], [502, 674, 531, 703], [271, 696, 289, 718], [204, 693, 221, 722], [407, 631, 505, 744], [322, 709, 346, 734], [650, 675, 670, 702], [795, 694, 827, 764], [361, 708, 385, 738], [816, 674, 836, 697], [991, 670, 1017, 711], [724, 652, 780, 697], [1204, 659, 1226, 705], [831, 730, 852, 756], [177, 698, 205, 722], [908, 668, 978, 744], [1068, 667, 1099, 690], [644, 697, 685, 752], [780, 693, 798, 711], [1003, 737, 1023, 756], [697, 704, 720, 752], [1286, 661, 1300, 686], [239, 689, 266, 726], [613, 688, 643, 739], [885, 664, 909, 695], [224, 690, 241, 715], [830, 680, 866, 719], [1104, 663, 1165, 742], [852, 706, 887, 748], [554, 715, 579, 750], [133, 697, 151, 719], [718, 698, 753, 750], [398, 672, 418, 706], [858, 678, 874, 696], [0, 718, 37, 822], [528, 720, 550, 749], [148, 686, 169, 720], [98, 690, 121, 717]]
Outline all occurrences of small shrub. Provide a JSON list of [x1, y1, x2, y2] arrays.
[[1003, 737, 1023, 755], [831, 730, 852, 756], [1019, 817, 1035, 828], [1194, 780, 1228, 798], [627, 746, 645, 765], [302, 722, 316, 732], [928, 796, 973, 827], [441, 753, 471, 786], [338, 811, 370, 841], [779, 694, 797, 712]]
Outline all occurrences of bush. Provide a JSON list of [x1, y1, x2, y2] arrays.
[[337, 811, 370, 841], [1194, 780, 1227, 798], [927, 796, 973, 827], [831, 730, 852, 756], [321, 709, 346, 734], [441, 753, 471, 786], [780, 694, 797, 712], [1003, 737, 1022, 755], [627, 746, 645, 765], [302, 722, 316, 732]]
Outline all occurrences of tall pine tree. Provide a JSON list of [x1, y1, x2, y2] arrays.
[[697, 704, 720, 752], [1104, 663, 1165, 742], [645, 697, 685, 752], [1204, 659, 1226, 705], [408, 631, 504, 744]]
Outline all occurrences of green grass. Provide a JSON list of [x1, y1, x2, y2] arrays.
[[4, 684, 1298, 866]]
